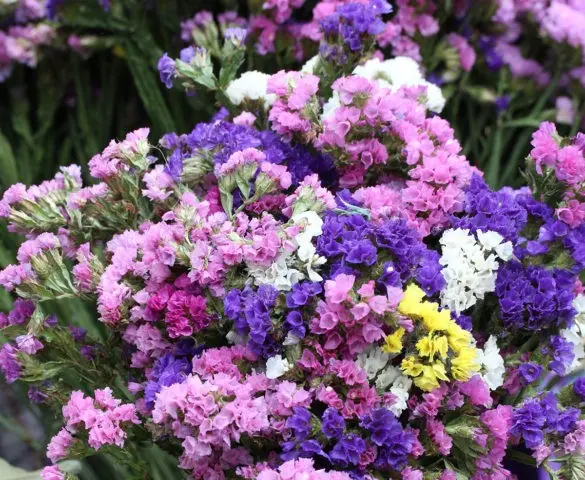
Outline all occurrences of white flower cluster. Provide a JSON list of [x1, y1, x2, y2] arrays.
[[353, 57, 446, 112], [477, 335, 505, 390], [357, 347, 412, 416], [439, 228, 513, 314], [248, 211, 326, 291], [560, 294, 585, 374], [225, 71, 276, 107], [322, 56, 446, 121]]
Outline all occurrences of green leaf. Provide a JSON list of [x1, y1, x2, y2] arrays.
[[0, 130, 18, 187], [123, 41, 176, 136]]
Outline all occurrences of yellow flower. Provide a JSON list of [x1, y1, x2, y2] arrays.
[[414, 362, 448, 391], [447, 322, 474, 354], [416, 334, 449, 360], [401, 355, 424, 377], [382, 327, 405, 354], [416, 336, 433, 358], [450, 346, 480, 381], [398, 284, 425, 316], [434, 335, 449, 359]]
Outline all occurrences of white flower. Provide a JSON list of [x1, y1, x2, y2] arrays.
[[283, 332, 301, 346], [293, 211, 326, 282], [248, 253, 305, 291], [389, 376, 413, 416], [353, 56, 445, 112], [225, 71, 276, 107], [226, 329, 246, 345], [266, 355, 292, 379], [293, 211, 324, 240], [572, 294, 585, 336], [561, 325, 585, 374], [375, 366, 401, 391], [296, 242, 326, 282], [477, 336, 505, 390], [357, 347, 390, 379], [439, 228, 512, 314], [301, 55, 320, 74], [321, 93, 341, 121]]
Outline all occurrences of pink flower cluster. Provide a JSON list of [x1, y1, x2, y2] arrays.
[[530, 122, 585, 227], [316, 76, 477, 235], [310, 275, 388, 356], [88, 128, 150, 180], [0, 24, 55, 81], [256, 458, 351, 480], [267, 70, 320, 140], [152, 346, 311, 478], [46, 387, 140, 462]]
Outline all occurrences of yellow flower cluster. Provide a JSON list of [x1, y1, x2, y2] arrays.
[[383, 284, 480, 392]]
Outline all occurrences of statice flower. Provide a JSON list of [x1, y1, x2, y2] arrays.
[[320, 1, 392, 55], [495, 262, 576, 331], [439, 228, 513, 313]]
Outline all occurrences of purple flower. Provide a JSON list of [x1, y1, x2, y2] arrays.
[[286, 407, 312, 440], [322, 407, 345, 439], [28, 385, 48, 404], [454, 175, 528, 242], [511, 400, 546, 448], [495, 95, 511, 113], [320, 0, 392, 54], [144, 354, 191, 408], [284, 311, 306, 339], [519, 363, 543, 384], [8, 299, 35, 326], [329, 433, 366, 468], [225, 285, 279, 357], [495, 262, 575, 331], [179, 47, 195, 64], [360, 408, 414, 469], [0, 344, 21, 383], [573, 377, 585, 401], [68, 326, 86, 342], [543, 335, 575, 375], [158, 53, 176, 89]]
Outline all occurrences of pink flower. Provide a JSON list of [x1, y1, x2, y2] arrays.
[[324, 274, 355, 304], [447, 33, 476, 71], [46, 428, 73, 462], [15, 333, 43, 355], [41, 466, 65, 480]]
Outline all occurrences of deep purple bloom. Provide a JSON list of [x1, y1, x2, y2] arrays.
[[224, 285, 279, 357], [519, 363, 543, 384], [329, 434, 366, 468], [495, 95, 510, 113], [511, 400, 546, 448], [179, 47, 195, 64], [68, 326, 86, 342], [158, 53, 176, 89], [322, 408, 345, 439], [543, 336, 575, 375], [287, 407, 312, 440], [144, 354, 191, 408], [495, 262, 575, 331], [284, 311, 306, 338], [573, 377, 585, 401]]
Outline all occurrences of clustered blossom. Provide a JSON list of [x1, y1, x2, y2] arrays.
[[1, 1, 585, 478], [317, 74, 476, 235], [50, 388, 140, 455], [439, 228, 513, 313], [267, 70, 320, 140], [529, 123, 585, 228]]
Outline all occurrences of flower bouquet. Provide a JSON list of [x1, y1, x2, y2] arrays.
[[0, 1, 585, 480]]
